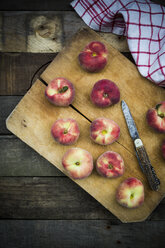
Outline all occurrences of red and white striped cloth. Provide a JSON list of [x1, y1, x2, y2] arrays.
[[71, 0, 165, 87]]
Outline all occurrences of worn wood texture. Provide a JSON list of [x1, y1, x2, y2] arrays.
[[0, 53, 55, 95], [0, 11, 129, 53], [0, 0, 73, 10], [6, 78, 165, 223], [0, 176, 114, 220], [0, 97, 22, 133], [0, 176, 165, 220], [0, 52, 134, 95], [0, 0, 164, 10], [0, 135, 164, 219], [0, 220, 165, 248], [0, 136, 63, 176]]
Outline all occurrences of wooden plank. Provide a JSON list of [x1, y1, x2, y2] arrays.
[[0, 177, 114, 220], [0, 136, 63, 176], [0, 0, 164, 11], [0, 0, 73, 11], [0, 14, 2, 51], [0, 53, 55, 95], [0, 97, 22, 133], [0, 12, 63, 53], [0, 220, 165, 248], [0, 52, 133, 95], [0, 176, 164, 220], [6, 79, 165, 223], [0, 11, 129, 53]]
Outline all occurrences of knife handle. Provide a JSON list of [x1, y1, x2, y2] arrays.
[[134, 139, 160, 191]]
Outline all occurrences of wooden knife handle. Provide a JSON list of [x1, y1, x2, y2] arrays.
[[134, 139, 160, 191]]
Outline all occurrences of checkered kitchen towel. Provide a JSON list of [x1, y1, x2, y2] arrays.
[[71, 0, 165, 87]]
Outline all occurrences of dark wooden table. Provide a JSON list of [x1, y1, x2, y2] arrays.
[[0, 1, 165, 247]]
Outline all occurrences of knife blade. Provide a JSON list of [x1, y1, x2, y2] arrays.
[[121, 100, 160, 191]]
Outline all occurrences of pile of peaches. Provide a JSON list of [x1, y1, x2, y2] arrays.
[[45, 41, 165, 209]]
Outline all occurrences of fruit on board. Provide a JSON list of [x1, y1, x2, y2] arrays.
[[90, 79, 120, 107], [116, 177, 144, 208], [45, 77, 75, 106], [90, 117, 120, 145], [62, 148, 93, 179], [146, 101, 165, 133], [96, 151, 125, 178], [51, 118, 80, 145], [78, 41, 108, 72], [162, 140, 165, 159]]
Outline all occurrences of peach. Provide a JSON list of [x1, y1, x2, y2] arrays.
[[51, 118, 80, 145], [91, 79, 120, 107], [116, 177, 144, 208], [146, 101, 165, 133], [90, 117, 120, 145], [78, 41, 108, 72], [62, 148, 93, 179], [162, 140, 165, 159], [45, 77, 75, 106], [96, 151, 124, 178]]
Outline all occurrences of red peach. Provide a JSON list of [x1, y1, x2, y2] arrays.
[[162, 140, 165, 159], [78, 41, 108, 72], [51, 118, 80, 145], [96, 151, 124, 178], [116, 177, 144, 208], [90, 117, 120, 145], [91, 79, 120, 107], [146, 101, 165, 133], [62, 148, 93, 179], [45, 77, 75, 106]]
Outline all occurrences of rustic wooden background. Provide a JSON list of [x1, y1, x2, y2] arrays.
[[0, 0, 165, 247]]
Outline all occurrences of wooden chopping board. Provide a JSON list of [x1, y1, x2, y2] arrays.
[[6, 27, 165, 223]]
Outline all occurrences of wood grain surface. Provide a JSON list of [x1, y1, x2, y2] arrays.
[[0, 0, 164, 11], [0, 176, 165, 221], [0, 11, 129, 53], [0, 220, 165, 248], [1, 2, 165, 246], [6, 26, 165, 222], [7, 79, 155, 223], [0, 53, 55, 95]]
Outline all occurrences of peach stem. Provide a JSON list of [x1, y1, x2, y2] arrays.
[[103, 93, 108, 98], [130, 193, 134, 199], [108, 164, 113, 169], [58, 86, 68, 93]]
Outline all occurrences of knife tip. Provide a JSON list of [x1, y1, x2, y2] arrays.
[[121, 100, 125, 106]]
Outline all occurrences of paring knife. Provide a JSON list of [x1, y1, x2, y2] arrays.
[[121, 100, 160, 191]]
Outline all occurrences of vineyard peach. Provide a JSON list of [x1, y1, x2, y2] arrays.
[[96, 151, 124, 178], [90, 117, 120, 145], [51, 118, 80, 145], [91, 79, 120, 108], [116, 177, 144, 208], [45, 77, 75, 106], [146, 101, 165, 133], [78, 41, 108, 72], [62, 148, 93, 179]]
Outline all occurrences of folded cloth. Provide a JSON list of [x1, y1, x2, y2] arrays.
[[71, 0, 165, 87]]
